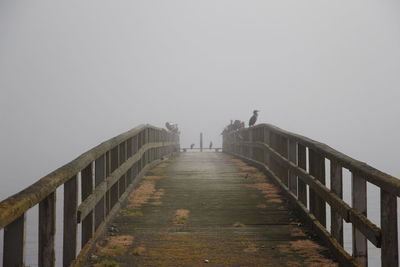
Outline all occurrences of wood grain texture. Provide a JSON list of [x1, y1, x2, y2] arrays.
[[309, 149, 326, 227], [81, 163, 94, 248], [381, 189, 398, 267], [352, 173, 368, 267], [288, 139, 297, 195], [297, 143, 307, 206], [63, 175, 78, 267], [248, 124, 400, 197], [330, 160, 343, 246], [0, 125, 178, 229], [39, 192, 56, 267], [3, 213, 25, 267]]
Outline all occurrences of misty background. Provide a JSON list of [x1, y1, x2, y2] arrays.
[[0, 1, 399, 266]]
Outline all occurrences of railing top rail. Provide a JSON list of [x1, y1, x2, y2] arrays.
[[0, 124, 178, 228], [227, 123, 400, 196]]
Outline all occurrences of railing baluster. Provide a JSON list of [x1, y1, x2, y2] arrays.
[[0, 125, 179, 267], [39, 192, 56, 267], [330, 160, 343, 246], [105, 151, 111, 215], [81, 163, 94, 248], [309, 149, 326, 226], [249, 128, 254, 159], [352, 172, 368, 266], [95, 155, 106, 230], [63, 175, 77, 267], [288, 139, 297, 195], [297, 143, 307, 206], [3, 213, 26, 267], [381, 189, 398, 267], [263, 127, 270, 167]]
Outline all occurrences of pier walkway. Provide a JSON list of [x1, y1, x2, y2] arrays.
[[85, 152, 336, 267], [2, 123, 399, 267]]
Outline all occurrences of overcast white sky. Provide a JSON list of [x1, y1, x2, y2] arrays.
[[1, 0, 400, 198]]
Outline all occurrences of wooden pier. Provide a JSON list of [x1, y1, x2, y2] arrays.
[[80, 152, 337, 266], [0, 123, 399, 267]]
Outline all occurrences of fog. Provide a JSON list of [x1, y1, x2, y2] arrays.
[[1, 0, 400, 209]]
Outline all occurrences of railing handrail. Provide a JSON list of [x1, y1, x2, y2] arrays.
[[0, 124, 171, 229], [239, 123, 400, 196], [223, 123, 399, 267]]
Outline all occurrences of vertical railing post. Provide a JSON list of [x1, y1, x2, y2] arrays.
[[352, 173, 368, 266], [3, 213, 26, 267], [309, 149, 326, 226], [288, 139, 297, 195], [94, 155, 106, 230], [276, 134, 288, 185], [264, 127, 271, 167], [110, 146, 119, 208], [330, 160, 343, 246], [39, 192, 56, 267], [381, 189, 399, 267], [63, 175, 78, 267], [249, 128, 254, 159], [105, 151, 111, 215], [297, 143, 307, 206], [81, 163, 94, 248]]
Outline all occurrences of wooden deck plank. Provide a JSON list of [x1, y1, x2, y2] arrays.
[[84, 153, 338, 267]]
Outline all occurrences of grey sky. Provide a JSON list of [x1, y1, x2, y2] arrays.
[[1, 0, 400, 198]]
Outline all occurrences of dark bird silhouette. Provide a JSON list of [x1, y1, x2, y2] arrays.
[[249, 110, 259, 127], [190, 143, 195, 149], [209, 141, 213, 149]]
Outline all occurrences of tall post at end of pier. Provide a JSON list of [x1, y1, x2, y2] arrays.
[[200, 133, 203, 152]]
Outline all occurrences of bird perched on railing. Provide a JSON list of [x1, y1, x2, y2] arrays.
[[233, 120, 244, 131], [249, 110, 259, 127], [209, 141, 213, 149], [190, 143, 195, 149], [165, 122, 179, 133]]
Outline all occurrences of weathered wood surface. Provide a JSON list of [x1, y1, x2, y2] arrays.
[[81, 153, 338, 267], [71, 158, 167, 267], [223, 123, 399, 266], [63, 175, 78, 267], [3, 213, 26, 267], [228, 150, 361, 267], [39, 192, 56, 267], [330, 160, 343, 246], [245, 140, 382, 243], [297, 143, 307, 206], [0, 124, 172, 229], [250, 124, 400, 197], [77, 142, 177, 222], [351, 173, 368, 266], [381, 189, 399, 267], [81, 163, 94, 248]]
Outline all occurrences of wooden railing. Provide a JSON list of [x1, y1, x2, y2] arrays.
[[0, 124, 179, 267], [223, 123, 399, 267]]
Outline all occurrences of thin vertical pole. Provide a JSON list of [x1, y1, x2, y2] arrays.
[[200, 133, 203, 152]]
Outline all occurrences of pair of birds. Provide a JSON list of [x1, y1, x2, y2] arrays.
[[190, 142, 213, 149]]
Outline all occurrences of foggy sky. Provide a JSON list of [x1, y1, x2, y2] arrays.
[[1, 0, 400, 199]]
